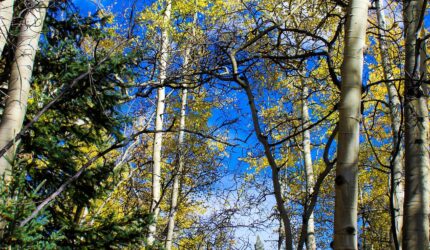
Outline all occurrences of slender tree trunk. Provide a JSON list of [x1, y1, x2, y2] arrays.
[[165, 6, 197, 248], [229, 50, 293, 249], [0, 0, 49, 238], [402, 0, 430, 249], [278, 219, 285, 250], [279, 151, 289, 250], [301, 84, 317, 250], [0, 0, 14, 57], [242, 79, 293, 250], [333, 0, 368, 249], [0, 0, 49, 178], [165, 79, 188, 250], [375, 1, 404, 249], [147, 0, 171, 245]]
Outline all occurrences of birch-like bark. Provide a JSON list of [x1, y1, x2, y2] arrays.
[[0, 0, 49, 178], [402, 0, 430, 249], [0, 0, 14, 56], [1, 1, 52, 235], [333, 0, 368, 249], [147, 0, 171, 245], [375, 1, 404, 249], [165, 6, 197, 247], [165, 77, 188, 250], [301, 84, 316, 250]]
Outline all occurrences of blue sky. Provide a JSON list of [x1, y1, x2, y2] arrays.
[[67, 0, 415, 248]]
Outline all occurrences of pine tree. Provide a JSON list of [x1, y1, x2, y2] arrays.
[[255, 235, 264, 250], [0, 2, 153, 247]]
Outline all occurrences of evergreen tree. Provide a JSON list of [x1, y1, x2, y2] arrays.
[[0, 0, 428, 249], [255, 235, 264, 250], [0, 1, 152, 247]]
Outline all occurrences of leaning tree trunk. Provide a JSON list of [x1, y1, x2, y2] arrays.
[[402, 0, 430, 249], [301, 84, 317, 250], [0, 0, 49, 239], [0, 0, 49, 178], [165, 69, 189, 250], [228, 50, 293, 250], [333, 0, 368, 249], [165, 7, 197, 248], [164, 87, 187, 250], [375, 1, 404, 248], [242, 80, 293, 250], [147, 0, 172, 245], [0, 0, 14, 56]]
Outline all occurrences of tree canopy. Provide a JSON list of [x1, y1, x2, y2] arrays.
[[0, 0, 428, 249]]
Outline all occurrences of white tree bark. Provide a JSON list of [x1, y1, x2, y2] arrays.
[[0, 0, 14, 56], [165, 8, 197, 246], [402, 0, 430, 249], [165, 86, 187, 250], [301, 84, 316, 250], [375, 1, 404, 249], [0, 0, 49, 239], [333, 0, 368, 249], [147, 0, 171, 245], [0, 0, 50, 177]]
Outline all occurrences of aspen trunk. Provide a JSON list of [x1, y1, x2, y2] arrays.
[[229, 48, 293, 249], [279, 151, 288, 250], [301, 84, 317, 250], [333, 0, 368, 249], [229, 49, 293, 249], [165, 84, 188, 250], [402, 0, 430, 249], [0, 0, 49, 239], [147, 0, 171, 245], [242, 82, 293, 250], [0, 0, 49, 178], [165, 6, 197, 247], [0, 0, 14, 56], [375, 1, 404, 248]]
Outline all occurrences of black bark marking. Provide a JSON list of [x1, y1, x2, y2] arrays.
[[335, 175, 345, 185], [345, 226, 355, 234]]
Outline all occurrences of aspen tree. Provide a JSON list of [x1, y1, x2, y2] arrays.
[[165, 7, 196, 248], [0, 0, 50, 178], [402, 0, 430, 249], [0, 0, 49, 238], [375, 1, 404, 248], [165, 86, 187, 250], [147, 0, 172, 245], [333, 0, 368, 249], [301, 83, 317, 250]]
